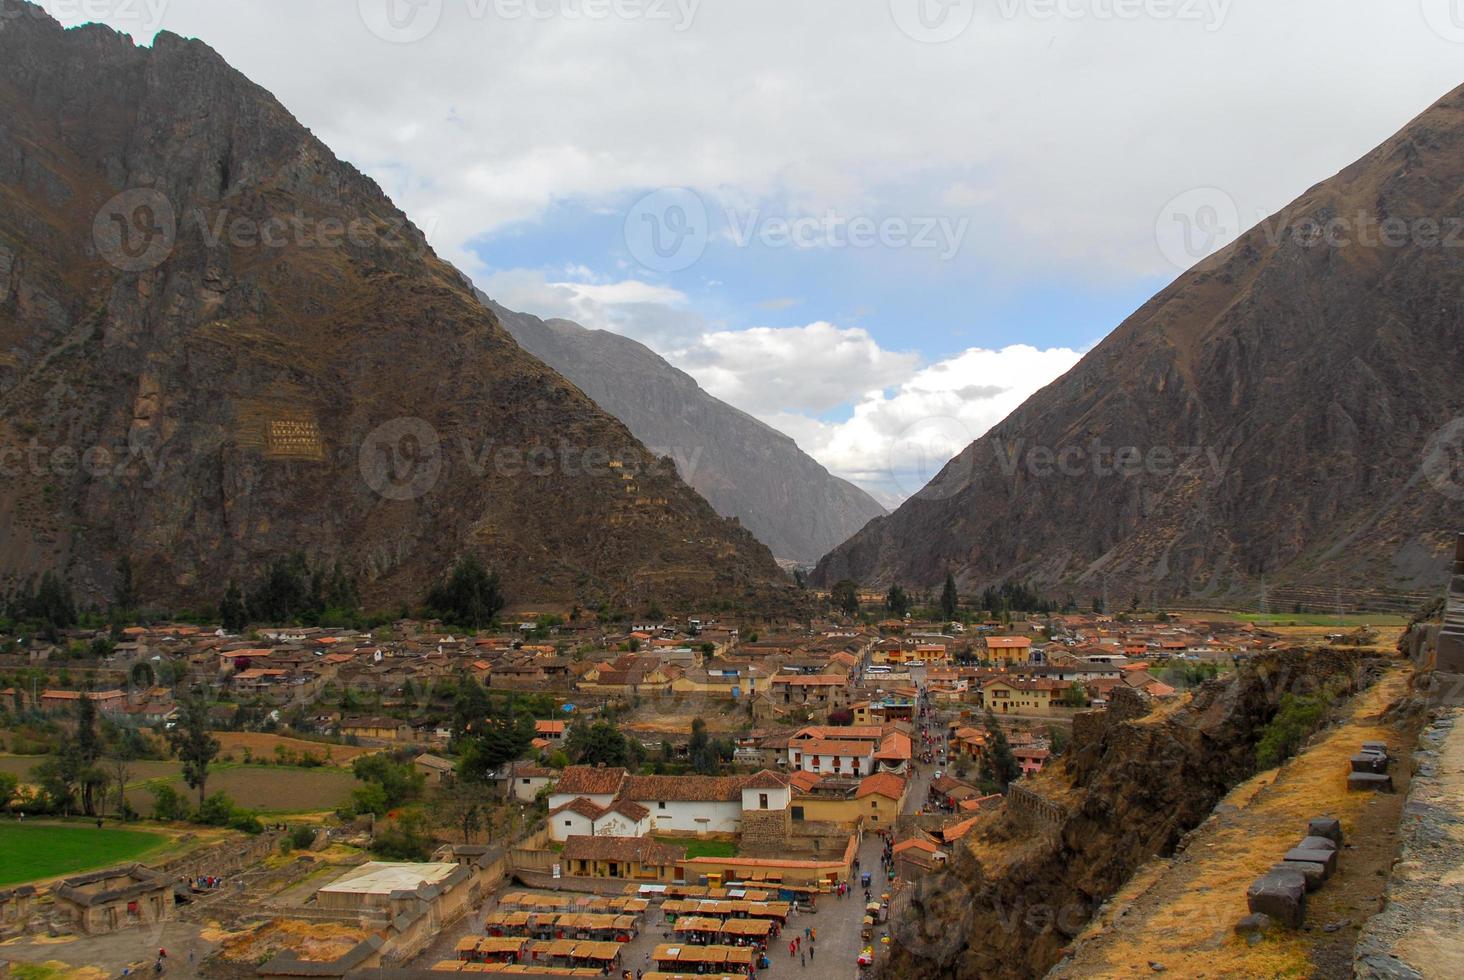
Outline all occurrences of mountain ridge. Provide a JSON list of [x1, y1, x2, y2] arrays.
[[480, 294, 887, 564], [0, 4, 790, 612], [815, 81, 1464, 603]]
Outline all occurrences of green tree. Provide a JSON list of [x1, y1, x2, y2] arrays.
[[169, 690, 221, 808], [886, 584, 910, 619], [112, 556, 136, 617], [832, 579, 860, 618], [979, 710, 1020, 793], [565, 719, 630, 768], [425, 555, 504, 630], [941, 573, 960, 622], [1061, 682, 1087, 708], [220, 582, 248, 633], [0, 771, 18, 814], [197, 791, 237, 826], [688, 718, 717, 775], [150, 782, 188, 821]]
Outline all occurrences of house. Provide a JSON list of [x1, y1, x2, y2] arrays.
[[39, 689, 126, 715], [502, 762, 556, 803], [339, 717, 407, 741], [413, 753, 456, 784], [787, 738, 875, 778], [561, 836, 685, 882], [854, 772, 907, 828], [768, 675, 848, 709], [982, 636, 1033, 666], [1013, 746, 1051, 776], [53, 865, 173, 934], [980, 677, 1063, 715]]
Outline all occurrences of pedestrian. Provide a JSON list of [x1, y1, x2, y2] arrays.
[[801, 951, 805, 968], [809, 943, 815, 961]]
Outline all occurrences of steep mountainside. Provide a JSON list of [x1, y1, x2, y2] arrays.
[[483, 297, 887, 564], [0, 5, 787, 611], [816, 84, 1464, 602]]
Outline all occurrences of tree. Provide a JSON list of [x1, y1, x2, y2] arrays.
[[429, 785, 485, 844], [150, 782, 188, 821], [169, 690, 220, 808], [112, 556, 137, 617], [425, 555, 504, 630], [351, 755, 426, 808], [107, 730, 146, 819], [458, 716, 534, 781], [0, 771, 18, 814], [220, 582, 248, 632], [886, 584, 910, 619], [1061, 682, 1087, 708], [978, 710, 1020, 793], [75, 694, 102, 815], [832, 580, 860, 618], [565, 719, 630, 768], [688, 718, 717, 775], [941, 573, 959, 622]]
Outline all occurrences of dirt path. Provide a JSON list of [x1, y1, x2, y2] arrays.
[[1051, 665, 1421, 978]]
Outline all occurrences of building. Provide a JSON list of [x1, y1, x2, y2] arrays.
[[982, 636, 1033, 666], [562, 836, 686, 881], [413, 753, 456, 785], [53, 865, 173, 934], [980, 676, 1064, 715], [315, 862, 471, 915]]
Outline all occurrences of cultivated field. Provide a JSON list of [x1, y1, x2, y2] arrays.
[[211, 732, 377, 765], [0, 823, 169, 887], [125, 766, 357, 814]]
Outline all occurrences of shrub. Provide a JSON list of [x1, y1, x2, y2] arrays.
[[290, 825, 317, 850], [197, 791, 238, 826], [1255, 693, 1327, 769], [150, 783, 189, 822]]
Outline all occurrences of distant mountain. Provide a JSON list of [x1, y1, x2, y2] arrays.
[[482, 297, 887, 564], [0, 4, 789, 612], [816, 83, 1464, 604]]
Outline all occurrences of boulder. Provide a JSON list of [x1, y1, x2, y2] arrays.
[[1306, 817, 1343, 845], [1273, 860, 1326, 892], [1297, 835, 1338, 852], [1282, 847, 1337, 877], [1247, 873, 1305, 928], [1234, 912, 1271, 935], [1347, 772, 1394, 793]]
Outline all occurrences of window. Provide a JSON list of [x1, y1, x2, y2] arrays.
[[564, 819, 572, 827], [759, 793, 769, 809], [791, 806, 805, 821], [658, 801, 667, 809]]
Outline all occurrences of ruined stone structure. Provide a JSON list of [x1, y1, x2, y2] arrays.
[[52, 865, 173, 935], [1007, 784, 1066, 832]]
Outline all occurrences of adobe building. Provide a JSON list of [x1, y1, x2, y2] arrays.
[[52, 865, 173, 934]]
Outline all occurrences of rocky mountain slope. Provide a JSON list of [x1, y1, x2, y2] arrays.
[[816, 84, 1464, 603], [483, 298, 887, 564], [0, 4, 788, 611]]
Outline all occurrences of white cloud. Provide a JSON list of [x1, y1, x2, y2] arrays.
[[485, 268, 1083, 502]]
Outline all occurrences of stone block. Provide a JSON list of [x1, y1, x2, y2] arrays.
[[1297, 835, 1338, 853], [1306, 817, 1343, 845], [1347, 771, 1394, 793], [1273, 861, 1326, 892], [1234, 912, 1271, 935], [1351, 754, 1388, 774], [1246, 873, 1305, 928], [1282, 847, 1337, 877], [1359, 742, 1389, 758]]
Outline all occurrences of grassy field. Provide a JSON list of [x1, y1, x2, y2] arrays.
[[1179, 610, 1409, 628], [657, 837, 737, 859], [211, 732, 378, 765], [0, 822, 169, 887], [125, 765, 357, 814]]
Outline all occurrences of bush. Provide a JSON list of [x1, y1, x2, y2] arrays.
[[150, 783, 189, 822], [229, 812, 264, 835], [1256, 693, 1327, 769], [290, 825, 317, 850], [197, 791, 238, 827]]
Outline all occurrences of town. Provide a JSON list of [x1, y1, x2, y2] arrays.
[[0, 581, 1388, 979]]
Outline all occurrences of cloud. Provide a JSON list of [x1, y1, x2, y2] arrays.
[[484, 267, 1083, 502]]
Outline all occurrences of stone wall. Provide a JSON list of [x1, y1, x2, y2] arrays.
[[1071, 709, 1107, 750], [739, 807, 791, 850], [153, 830, 282, 882], [1436, 532, 1464, 673], [1006, 784, 1065, 833], [1106, 686, 1153, 724]]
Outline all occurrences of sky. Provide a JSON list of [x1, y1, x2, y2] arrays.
[[43, 0, 1464, 504]]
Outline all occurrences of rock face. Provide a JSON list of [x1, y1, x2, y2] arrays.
[[0, 4, 788, 610], [484, 298, 887, 565], [886, 649, 1371, 980], [816, 85, 1464, 603]]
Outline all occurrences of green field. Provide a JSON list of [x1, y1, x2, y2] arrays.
[[658, 837, 737, 859], [1180, 611, 1408, 628], [0, 823, 169, 887]]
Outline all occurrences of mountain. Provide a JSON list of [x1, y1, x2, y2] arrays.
[[816, 84, 1464, 604], [0, 4, 789, 612], [481, 297, 887, 565]]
